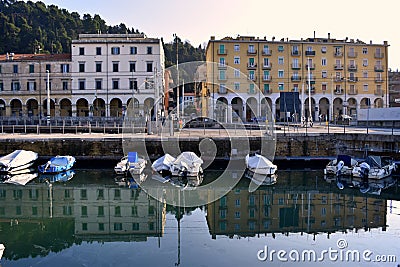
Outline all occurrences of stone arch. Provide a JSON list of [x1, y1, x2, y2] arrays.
[[76, 98, 89, 117], [304, 97, 316, 121], [42, 99, 55, 117], [216, 97, 228, 122], [0, 99, 5, 117], [231, 97, 243, 122], [333, 98, 343, 120], [93, 98, 106, 117], [347, 97, 357, 116], [110, 98, 123, 117], [10, 99, 22, 117], [144, 97, 155, 118], [374, 98, 383, 108], [246, 97, 258, 122], [26, 99, 39, 117], [319, 97, 329, 121], [59, 99, 72, 117], [360, 98, 371, 109]]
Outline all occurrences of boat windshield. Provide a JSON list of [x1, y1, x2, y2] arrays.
[[51, 157, 68, 166]]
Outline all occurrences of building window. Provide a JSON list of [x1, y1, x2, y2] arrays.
[[61, 64, 70, 73], [278, 83, 284, 90], [111, 47, 120, 55], [363, 71, 368, 78], [62, 80, 68, 90], [234, 44, 240, 51], [96, 62, 102, 72], [114, 189, 121, 199], [234, 82, 240, 90], [129, 79, 138, 90], [98, 206, 104, 217], [321, 58, 327, 66], [81, 206, 87, 217], [363, 84, 369, 92], [45, 64, 51, 73], [11, 81, 20, 91], [115, 206, 121, 217], [96, 47, 102, 55], [278, 70, 284, 78], [113, 62, 119, 72], [0, 81, 3, 91], [95, 79, 102, 90], [132, 223, 139, 231], [232, 69, 239, 78], [29, 64, 34, 73], [322, 83, 327, 91], [79, 80, 85, 90], [219, 44, 225, 54], [278, 57, 284, 65], [146, 62, 153, 72], [278, 45, 284, 52], [322, 71, 327, 78], [99, 223, 105, 231], [112, 79, 119, 89], [321, 46, 327, 53], [27, 81, 36, 91], [264, 84, 270, 94], [248, 44, 255, 53], [147, 46, 153, 54], [132, 206, 138, 216], [363, 59, 368, 67], [234, 56, 240, 64], [235, 199, 240, 207], [79, 47, 85, 55], [362, 47, 368, 54], [130, 47, 137, 54], [79, 62, 85, 73], [114, 223, 123, 231], [219, 57, 225, 66], [13, 65, 18, 73], [130, 61, 136, 72], [234, 211, 240, 219]]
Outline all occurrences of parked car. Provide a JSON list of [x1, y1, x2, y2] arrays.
[[183, 117, 220, 128]]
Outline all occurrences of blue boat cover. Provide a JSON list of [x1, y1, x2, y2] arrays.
[[128, 152, 138, 163], [337, 155, 352, 167]]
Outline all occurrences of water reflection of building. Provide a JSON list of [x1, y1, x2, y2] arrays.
[[206, 187, 386, 239], [0, 183, 166, 243]]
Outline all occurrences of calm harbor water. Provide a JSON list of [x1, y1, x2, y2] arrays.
[[0, 169, 399, 267]]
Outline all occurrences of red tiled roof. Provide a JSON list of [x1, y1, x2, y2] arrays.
[[0, 53, 71, 62]]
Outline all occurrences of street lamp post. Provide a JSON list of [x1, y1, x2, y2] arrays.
[[46, 70, 50, 125]]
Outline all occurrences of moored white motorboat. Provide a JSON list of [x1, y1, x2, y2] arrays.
[[245, 153, 277, 176], [352, 156, 396, 180], [114, 156, 128, 175], [170, 152, 203, 177], [324, 155, 358, 176], [38, 155, 75, 173], [127, 152, 147, 175], [245, 170, 277, 186], [151, 154, 176, 173], [0, 150, 38, 174]]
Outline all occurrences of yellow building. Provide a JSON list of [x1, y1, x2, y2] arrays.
[[205, 35, 389, 123]]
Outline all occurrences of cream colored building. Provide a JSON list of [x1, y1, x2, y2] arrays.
[[0, 53, 72, 118], [205, 35, 389, 122]]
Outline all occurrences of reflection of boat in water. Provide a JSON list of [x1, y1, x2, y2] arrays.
[[170, 152, 203, 177], [0, 243, 4, 260], [324, 174, 398, 195], [38, 155, 76, 174], [150, 171, 203, 190], [244, 170, 277, 186], [0, 150, 38, 174], [39, 170, 75, 183], [245, 153, 277, 176], [324, 155, 358, 176], [352, 156, 396, 180], [114, 156, 128, 175], [127, 152, 147, 175], [3, 172, 38, 186]]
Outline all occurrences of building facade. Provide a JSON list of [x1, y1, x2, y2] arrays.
[[0, 53, 72, 118], [0, 33, 165, 120], [205, 35, 389, 123]]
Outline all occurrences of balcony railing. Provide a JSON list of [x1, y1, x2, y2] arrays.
[[291, 50, 301, 56], [334, 89, 344, 95], [375, 77, 384, 83], [262, 50, 272, 56], [348, 76, 358, 82], [334, 64, 343, 70], [305, 50, 316, 56], [306, 88, 316, 94], [348, 64, 357, 71], [219, 87, 227, 94], [217, 49, 227, 55], [305, 64, 315, 70], [247, 63, 257, 69], [218, 75, 227, 81], [263, 88, 272, 94], [374, 52, 384, 59], [218, 63, 228, 69], [247, 49, 257, 55], [334, 51, 343, 57], [291, 76, 301, 81], [347, 52, 358, 58], [305, 75, 316, 84], [247, 75, 257, 81], [374, 65, 384, 72], [374, 89, 384, 96], [262, 75, 271, 82], [291, 63, 301, 69], [262, 63, 272, 69], [248, 88, 257, 94], [334, 77, 344, 82]]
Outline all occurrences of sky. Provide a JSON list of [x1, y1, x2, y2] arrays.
[[40, 0, 400, 69]]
